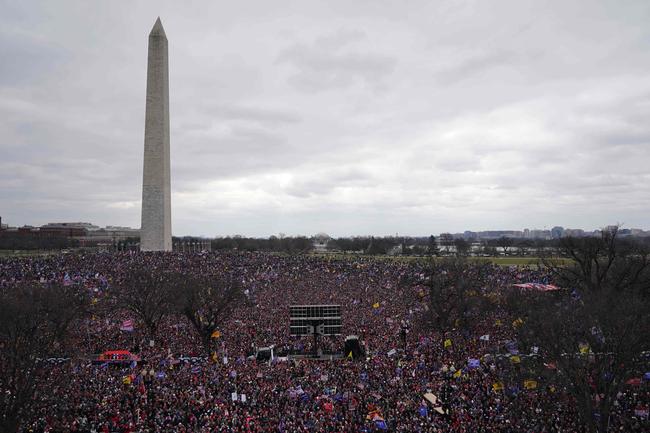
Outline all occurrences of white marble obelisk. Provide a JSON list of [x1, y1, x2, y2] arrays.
[[140, 17, 171, 251]]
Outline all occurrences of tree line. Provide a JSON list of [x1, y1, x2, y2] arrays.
[[0, 232, 79, 250]]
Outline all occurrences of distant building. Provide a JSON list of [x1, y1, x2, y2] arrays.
[[463, 231, 478, 240], [172, 238, 211, 252], [564, 228, 585, 237], [476, 230, 523, 240], [527, 230, 551, 239], [37, 222, 140, 249], [551, 226, 564, 239], [630, 228, 650, 237], [40, 222, 99, 238], [79, 226, 140, 248], [312, 232, 331, 251]]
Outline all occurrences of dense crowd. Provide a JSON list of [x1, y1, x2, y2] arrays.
[[0, 252, 648, 432]]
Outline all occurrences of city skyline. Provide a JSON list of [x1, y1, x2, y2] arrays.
[[1, 1, 649, 237], [1, 216, 648, 240]]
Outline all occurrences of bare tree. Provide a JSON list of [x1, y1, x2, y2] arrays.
[[0, 283, 87, 433], [427, 235, 439, 256], [115, 265, 174, 338], [174, 273, 244, 352], [422, 258, 490, 330], [546, 227, 648, 292], [515, 238, 534, 256], [496, 236, 513, 256], [453, 238, 470, 257], [439, 233, 454, 255], [41, 282, 88, 354], [507, 228, 650, 433]]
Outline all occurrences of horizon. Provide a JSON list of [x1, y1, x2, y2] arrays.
[[1, 1, 649, 237], [1, 216, 644, 239]]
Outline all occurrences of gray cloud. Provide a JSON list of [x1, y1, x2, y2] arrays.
[[435, 50, 519, 85], [276, 29, 396, 92], [0, 0, 649, 236]]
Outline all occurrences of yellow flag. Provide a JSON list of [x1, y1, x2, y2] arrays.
[[211, 330, 222, 339], [510, 355, 521, 364], [524, 379, 538, 390], [578, 343, 590, 355], [122, 376, 132, 385], [444, 339, 452, 349], [347, 351, 353, 359], [212, 352, 218, 362], [492, 382, 504, 391], [453, 369, 462, 378], [495, 319, 502, 327], [372, 302, 380, 309], [512, 318, 524, 328]]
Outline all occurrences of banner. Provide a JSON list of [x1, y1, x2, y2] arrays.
[[120, 319, 134, 332], [523, 379, 538, 390]]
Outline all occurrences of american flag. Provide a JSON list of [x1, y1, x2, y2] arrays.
[[120, 319, 134, 332]]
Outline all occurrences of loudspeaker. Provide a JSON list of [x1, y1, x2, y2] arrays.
[[344, 336, 364, 359]]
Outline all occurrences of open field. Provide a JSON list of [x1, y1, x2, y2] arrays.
[[466, 256, 573, 266], [309, 252, 573, 267], [0, 250, 59, 257]]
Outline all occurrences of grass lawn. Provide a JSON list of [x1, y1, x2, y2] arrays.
[[309, 252, 572, 267], [0, 250, 59, 257], [466, 256, 572, 267]]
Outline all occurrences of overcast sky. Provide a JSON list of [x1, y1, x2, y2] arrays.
[[1, 0, 649, 237]]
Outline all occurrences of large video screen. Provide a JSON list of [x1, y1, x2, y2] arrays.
[[289, 304, 342, 336]]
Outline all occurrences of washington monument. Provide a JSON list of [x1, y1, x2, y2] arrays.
[[140, 17, 171, 251]]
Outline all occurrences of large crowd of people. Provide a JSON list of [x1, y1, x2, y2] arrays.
[[0, 252, 648, 432]]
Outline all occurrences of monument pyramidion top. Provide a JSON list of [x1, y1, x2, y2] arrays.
[[149, 17, 167, 39]]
